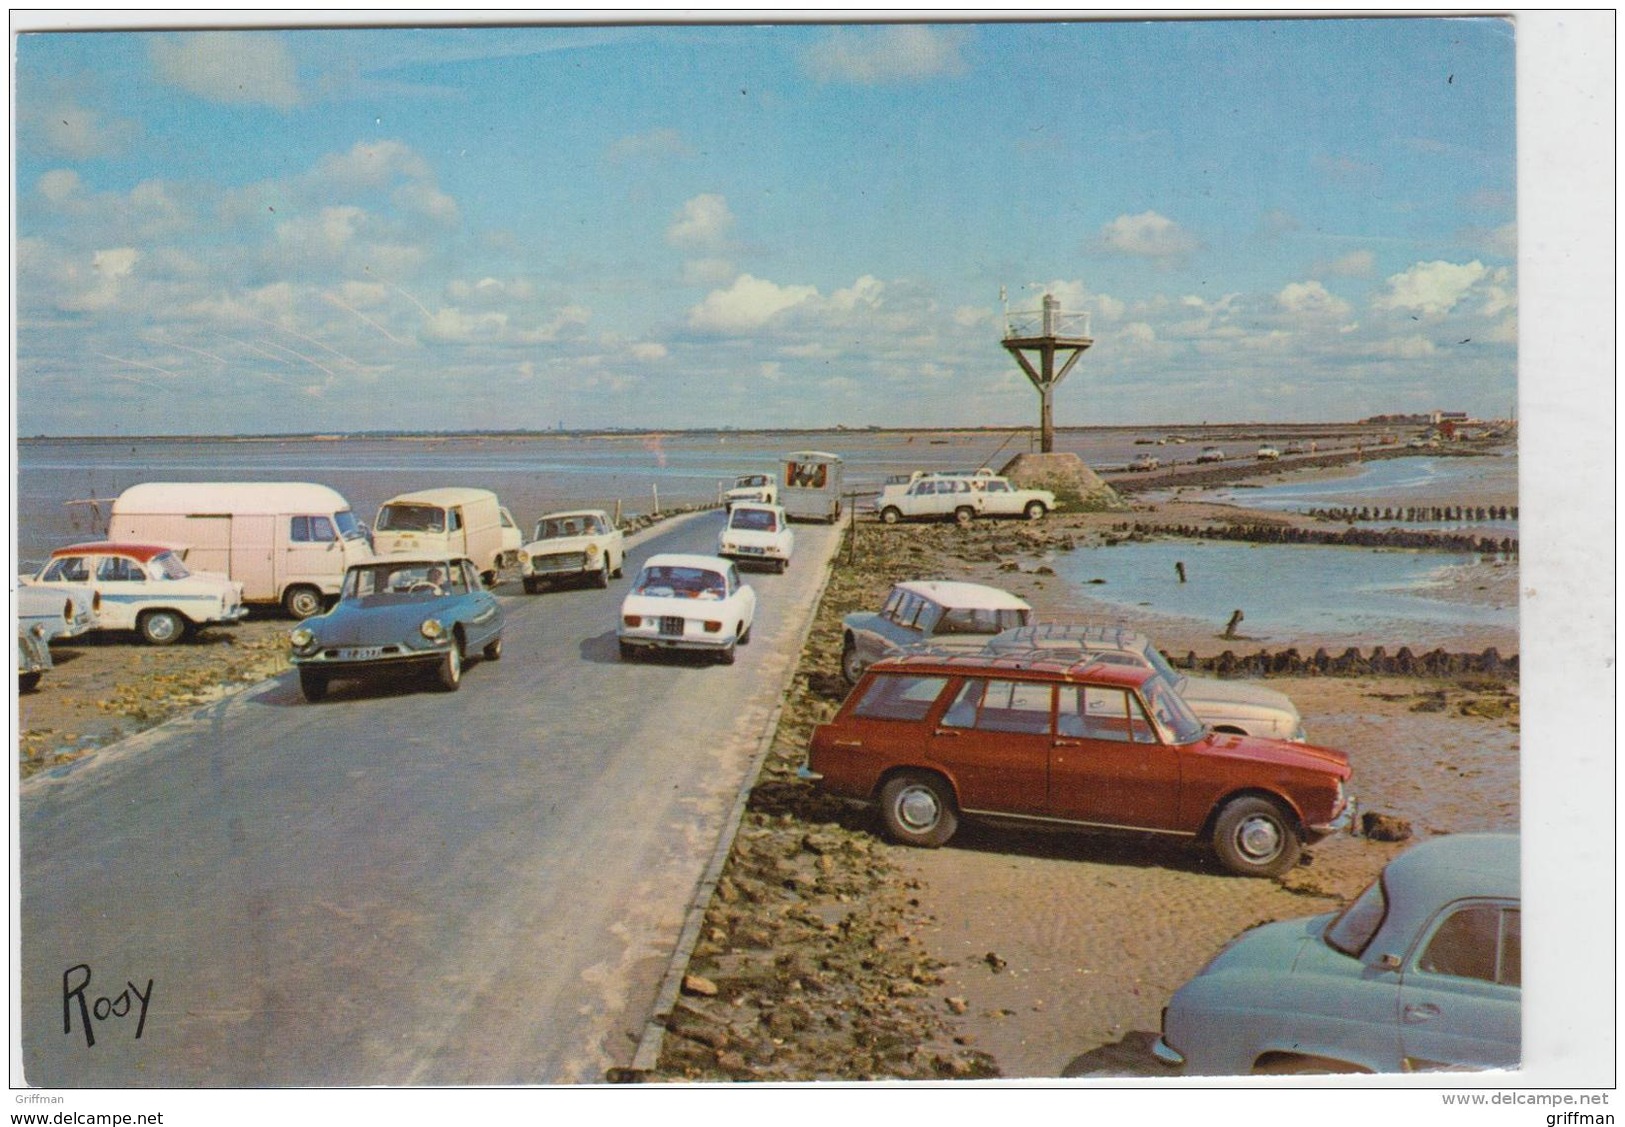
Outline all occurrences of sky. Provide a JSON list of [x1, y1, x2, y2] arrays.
[[13, 16, 1521, 436]]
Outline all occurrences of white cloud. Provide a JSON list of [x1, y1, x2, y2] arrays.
[[57, 247, 141, 313], [150, 32, 302, 110], [631, 342, 668, 361], [1118, 322, 1158, 346], [313, 140, 431, 193], [804, 26, 968, 84], [829, 275, 884, 310], [33, 102, 137, 159], [37, 169, 82, 206], [1374, 335, 1438, 359], [688, 274, 818, 333], [1373, 260, 1489, 317], [275, 206, 366, 259], [1277, 280, 1352, 319], [1098, 211, 1199, 258], [682, 257, 736, 287], [953, 305, 990, 328], [666, 194, 734, 250], [1325, 250, 1376, 278], [605, 128, 693, 165]]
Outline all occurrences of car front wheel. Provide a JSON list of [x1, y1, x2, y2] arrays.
[[299, 669, 329, 702], [1211, 796, 1302, 877], [138, 609, 186, 646], [437, 642, 463, 691], [483, 636, 503, 661], [880, 507, 902, 525], [879, 772, 959, 847], [594, 559, 610, 588], [840, 638, 865, 684]]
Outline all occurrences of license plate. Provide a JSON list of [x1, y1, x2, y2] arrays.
[[337, 646, 384, 660], [738, 546, 765, 554], [660, 616, 685, 636]]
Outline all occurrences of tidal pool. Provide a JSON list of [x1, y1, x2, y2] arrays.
[[1052, 538, 1516, 642]]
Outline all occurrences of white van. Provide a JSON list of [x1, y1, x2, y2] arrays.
[[781, 451, 844, 522], [107, 482, 370, 618], [373, 487, 518, 582]]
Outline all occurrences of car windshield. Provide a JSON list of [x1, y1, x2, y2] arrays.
[[376, 503, 445, 533], [342, 561, 463, 600], [1136, 640, 1185, 689], [333, 510, 367, 541], [935, 606, 1030, 636], [534, 516, 597, 540], [150, 551, 191, 579], [729, 508, 779, 532], [1324, 874, 1390, 958], [635, 565, 726, 600], [1140, 677, 1206, 744]]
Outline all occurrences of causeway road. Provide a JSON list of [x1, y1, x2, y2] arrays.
[[20, 510, 839, 1086]]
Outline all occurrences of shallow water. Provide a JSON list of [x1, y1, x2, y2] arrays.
[[1051, 538, 1516, 642]]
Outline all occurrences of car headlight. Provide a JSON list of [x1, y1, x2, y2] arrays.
[[586, 543, 600, 558], [31, 623, 48, 639], [420, 618, 446, 640], [289, 627, 317, 655]]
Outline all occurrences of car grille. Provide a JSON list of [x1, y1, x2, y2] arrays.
[[533, 551, 587, 573], [659, 615, 686, 637]]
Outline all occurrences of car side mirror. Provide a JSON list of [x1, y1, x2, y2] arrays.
[[1376, 953, 1403, 971]]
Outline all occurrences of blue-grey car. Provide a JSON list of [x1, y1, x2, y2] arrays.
[[289, 556, 504, 701], [1154, 833, 1519, 1074]]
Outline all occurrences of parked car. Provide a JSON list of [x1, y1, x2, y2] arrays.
[[1154, 833, 1519, 1073], [17, 627, 51, 692], [520, 509, 624, 593], [108, 481, 372, 618], [1283, 442, 1307, 456], [801, 651, 1353, 877], [24, 542, 248, 645], [288, 556, 504, 700], [724, 472, 778, 510], [1256, 445, 1281, 461], [18, 584, 95, 644], [841, 580, 1033, 684], [618, 553, 756, 664], [1196, 447, 1226, 464], [973, 477, 1056, 520], [984, 624, 1307, 741], [717, 502, 795, 572], [1128, 454, 1161, 472]]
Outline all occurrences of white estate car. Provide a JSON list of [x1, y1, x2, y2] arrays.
[[973, 476, 1056, 520], [724, 473, 778, 510], [717, 503, 795, 572], [984, 624, 1308, 741], [878, 474, 1053, 524], [618, 553, 757, 664], [520, 510, 625, 592], [25, 541, 248, 645]]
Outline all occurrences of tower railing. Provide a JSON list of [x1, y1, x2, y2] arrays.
[[1002, 308, 1092, 340]]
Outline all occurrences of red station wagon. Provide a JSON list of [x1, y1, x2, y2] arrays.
[[801, 652, 1355, 877]]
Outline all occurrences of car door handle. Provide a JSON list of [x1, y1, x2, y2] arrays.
[[833, 739, 864, 748], [933, 729, 960, 738], [1053, 739, 1082, 748], [1403, 1003, 1441, 1024]]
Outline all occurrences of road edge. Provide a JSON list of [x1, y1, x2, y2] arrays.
[[622, 517, 845, 1080]]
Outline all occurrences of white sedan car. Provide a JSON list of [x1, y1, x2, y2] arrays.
[[520, 510, 625, 592], [717, 503, 795, 572], [25, 541, 248, 645], [618, 553, 756, 664]]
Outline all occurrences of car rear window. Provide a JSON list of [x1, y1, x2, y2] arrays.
[[851, 674, 949, 721], [936, 606, 1029, 635]]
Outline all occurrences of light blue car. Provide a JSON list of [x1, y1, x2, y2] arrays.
[[1154, 833, 1519, 1074], [289, 556, 504, 701]]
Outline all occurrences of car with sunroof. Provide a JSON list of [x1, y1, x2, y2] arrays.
[[1154, 833, 1519, 1073], [801, 650, 1353, 877]]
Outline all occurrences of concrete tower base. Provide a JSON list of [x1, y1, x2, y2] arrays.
[[998, 452, 1126, 512]]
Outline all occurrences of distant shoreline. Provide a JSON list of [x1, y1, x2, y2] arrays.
[[16, 420, 1503, 444]]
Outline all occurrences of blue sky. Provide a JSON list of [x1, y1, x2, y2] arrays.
[[14, 18, 1519, 435]]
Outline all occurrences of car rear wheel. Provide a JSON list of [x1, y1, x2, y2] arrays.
[[1024, 500, 1047, 521], [437, 642, 463, 691], [953, 506, 975, 526], [1212, 796, 1302, 877], [879, 772, 959, 848], [138, 609, 186, 646], [522, 577, 541, 594], [19, 672, 41, 693], [718, 635, 738, 665], [299, 669, 328, 702], [283, 585, 324, 619], [880, 507, 902, 525]]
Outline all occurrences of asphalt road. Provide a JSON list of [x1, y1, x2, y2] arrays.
[[19, 510, 839, 1086]]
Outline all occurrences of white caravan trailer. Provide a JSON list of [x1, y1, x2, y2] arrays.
[[372, 487, 518, 582], [108, 482, 370, 617], [780, 451, 844, 522]]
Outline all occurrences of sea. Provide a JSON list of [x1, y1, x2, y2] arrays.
[[14, 430, 1517, 641]]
